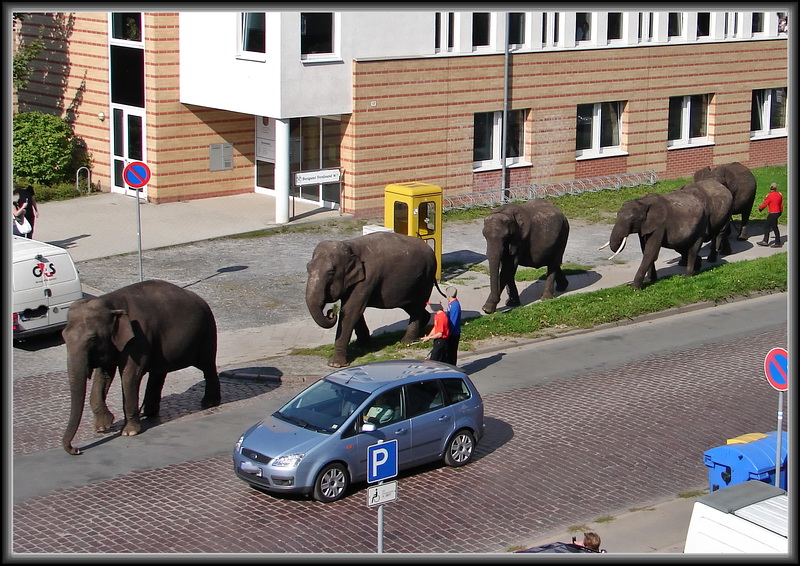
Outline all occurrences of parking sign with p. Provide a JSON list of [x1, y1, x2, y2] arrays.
[[367, 440, 398, 483]]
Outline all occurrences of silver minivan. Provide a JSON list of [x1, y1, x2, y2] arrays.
[[233, 360, 485, 503]]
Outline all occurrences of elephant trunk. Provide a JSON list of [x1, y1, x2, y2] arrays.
[[306, 273, 337, 329], [63, 352, 90, 455], [607, 235, 628, 260]]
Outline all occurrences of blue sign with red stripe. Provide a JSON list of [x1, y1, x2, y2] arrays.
[[763, 347, 788, 391], [123, 161, 151, 188]]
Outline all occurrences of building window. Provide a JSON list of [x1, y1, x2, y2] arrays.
[[668, 12, 683, 38], [667, 94, 709, 147], [576, 12, 591, 41], [473, 109, 527, 168], [752, 12, 765, 34], [435, 12, 455, 51], [111, 13, 141, 42], [301, 12, 333, 57], [110, 46, 144, 107], [240, 13, 265, 54], [751, 88, 787, 136], [576, 102, 623, 157], [473, 12, 490, 48], [508, 13, 524, 45], [435, 12, 441, 50], [608, 13, 623, 40], [697, 12, 710, 37]]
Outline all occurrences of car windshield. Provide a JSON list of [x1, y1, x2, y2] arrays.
[[274, 378, 369, 434]]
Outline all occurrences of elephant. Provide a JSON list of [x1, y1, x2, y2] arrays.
[[693, 162, 757, 251], [677, 178, 734, 263], [600, 191, 708, 291], [306, 231, 440, 368], [481, 200, 570, 314], [62, 279, 221, 455]]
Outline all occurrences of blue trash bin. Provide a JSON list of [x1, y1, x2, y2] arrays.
[[703, 431, 788, 492]]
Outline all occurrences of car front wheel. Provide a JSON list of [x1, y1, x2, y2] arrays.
[[444, 429, 475, 467], [313, 463, 349, 503]]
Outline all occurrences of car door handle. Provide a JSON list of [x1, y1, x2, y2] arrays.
[[393, 428, 408, 435], [438, 415, 450, 421]]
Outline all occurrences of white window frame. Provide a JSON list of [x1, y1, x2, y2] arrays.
[[300, 12, 339, 62], [237, 12, 266, 62], [473, 109, 528, 171], [507, 12, 525, 50], [471, 12, 493, 51], [667, 94, 711, 149], [575, 102, 625, 160], [751, 88, 788, 139]]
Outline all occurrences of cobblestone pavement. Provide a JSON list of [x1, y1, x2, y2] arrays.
[[11, 327, 786, 554]]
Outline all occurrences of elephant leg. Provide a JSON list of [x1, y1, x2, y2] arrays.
[[353, 314, 371, 346], [737, 215, 749, 240], [503, 261, 521, 307], [141, 371, 167, 418], [401, 307, 429, 343], [119, 367, 145, 436], [199, 363, 221, 410], [540, 270, 557, 300], [90, 365, 116, 432], [685, 239, 703, 277], [330, 309, 362, 367], [633, 239, 660, 290], [719, 223, 732, 256], [555, 267, 569, 292]]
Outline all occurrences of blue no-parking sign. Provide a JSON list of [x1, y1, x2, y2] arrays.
[[764, 347, 788, 391], [123, 161, 151, 188], [367, 440, 398, 483]]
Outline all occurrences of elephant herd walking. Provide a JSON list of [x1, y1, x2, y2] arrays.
[[60, 162, 759, 454]]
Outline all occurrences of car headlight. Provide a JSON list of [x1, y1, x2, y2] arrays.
[[271, 452, 306, 468], [234, 434, 244, 453]]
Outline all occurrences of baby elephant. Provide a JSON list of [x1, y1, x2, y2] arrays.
[[62, 279, 221, 455]]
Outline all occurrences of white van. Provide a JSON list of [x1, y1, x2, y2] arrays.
[[684, 480, 788, 554], [12, 235, 83, 340]]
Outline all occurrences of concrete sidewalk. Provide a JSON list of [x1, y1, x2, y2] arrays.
[[28, 190, 788, 554]]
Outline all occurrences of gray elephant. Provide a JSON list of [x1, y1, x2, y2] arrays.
[[306, 231, 439, 368], [481, 200, 570, 314], [693, 162, 757, 251], [601, 191, 708, 291], [62, 279, 221, 455], [678, 178, 734, 263]]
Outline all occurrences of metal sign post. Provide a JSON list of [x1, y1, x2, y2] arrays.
[[763, 347, 788, 488], [123, 161, 151, 282], [367, 440, 398, 553]]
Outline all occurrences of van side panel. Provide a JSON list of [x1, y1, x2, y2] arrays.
[[12, 238, 83, 338], [684, 503, 788, 553]]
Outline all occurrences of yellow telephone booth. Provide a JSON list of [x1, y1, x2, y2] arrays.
[[384, 182, 443, 279]]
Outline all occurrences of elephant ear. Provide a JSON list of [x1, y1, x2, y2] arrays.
[[110, 309, 135, 351], [508, 208, 528, 255], [641, 198, 667, 235], [343, 246, 366, 289]]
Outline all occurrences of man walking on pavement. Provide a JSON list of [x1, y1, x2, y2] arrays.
[[445, 286, 461, 366], [757, 182, 783, 248]]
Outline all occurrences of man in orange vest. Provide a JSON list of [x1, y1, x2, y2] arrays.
[[757, 182, 784, 248], [421, 299, 450, 362]]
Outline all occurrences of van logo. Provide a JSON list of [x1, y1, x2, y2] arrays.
[[32, 262, 57, 278]]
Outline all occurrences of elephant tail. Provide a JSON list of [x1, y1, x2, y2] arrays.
[[433, 279, 447, 298]]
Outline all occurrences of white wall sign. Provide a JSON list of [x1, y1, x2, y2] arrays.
[[294, 168, 342, 186], [256, 116, 275, 162]]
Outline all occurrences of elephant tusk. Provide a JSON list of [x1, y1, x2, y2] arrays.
[[607, 235, 627, 260], [598, 241, 610, 251]]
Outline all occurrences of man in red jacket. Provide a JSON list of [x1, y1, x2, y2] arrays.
[[421, 299, 450, 362], [757, 182, 784, 248]]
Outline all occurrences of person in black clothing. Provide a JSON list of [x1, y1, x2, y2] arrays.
[[15, 184, 39, 239]]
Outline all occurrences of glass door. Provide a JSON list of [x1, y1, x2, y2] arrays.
[[111, 106, 147, 198]]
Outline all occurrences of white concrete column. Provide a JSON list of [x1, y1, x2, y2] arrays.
[[274, 118, 290, 224]]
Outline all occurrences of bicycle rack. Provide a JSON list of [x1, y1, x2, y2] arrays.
[[76, 167, 91, 194]]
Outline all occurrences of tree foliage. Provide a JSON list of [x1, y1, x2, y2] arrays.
[[13, 112, 76, 186]]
